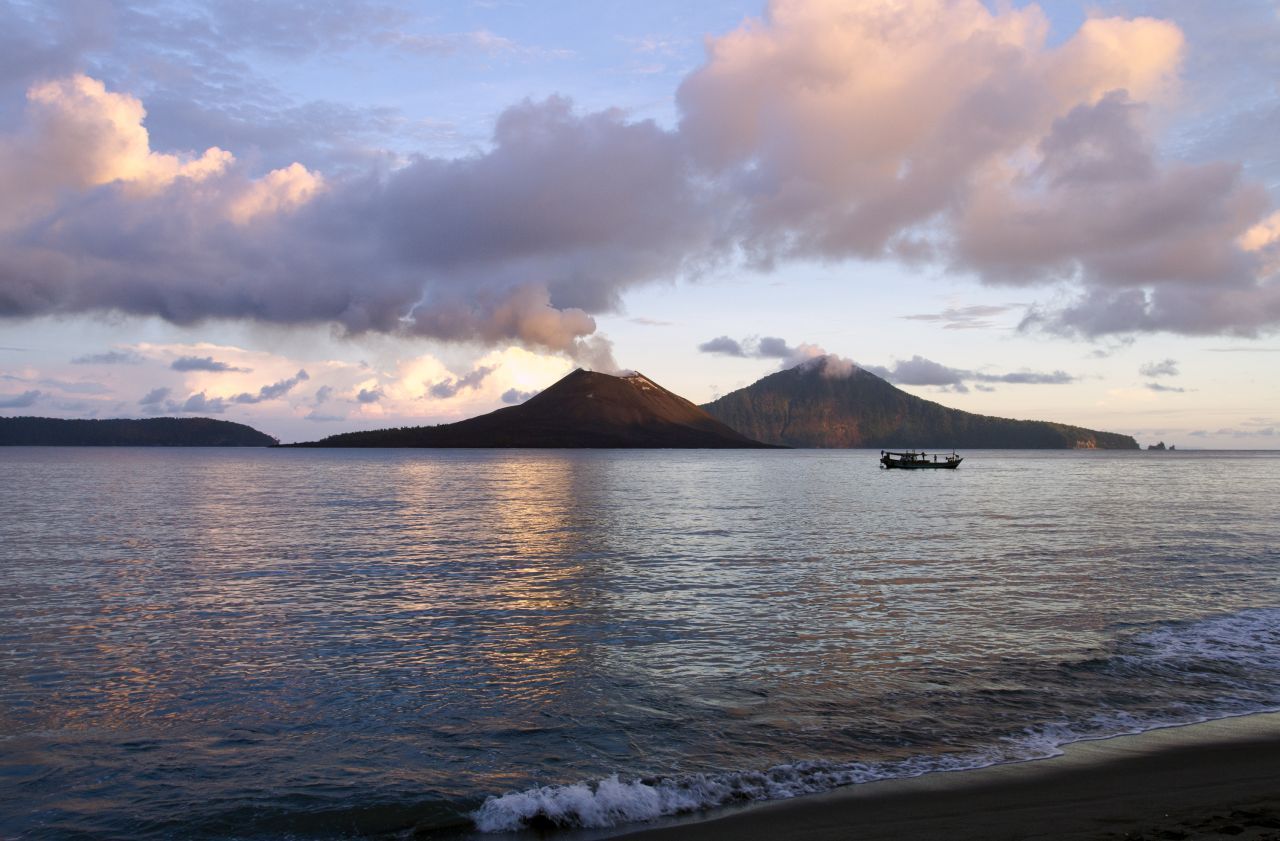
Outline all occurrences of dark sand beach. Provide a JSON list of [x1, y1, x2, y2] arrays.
[[617, 713, 1280, 841]]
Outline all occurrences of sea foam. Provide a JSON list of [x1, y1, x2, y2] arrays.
[[473, 608, 1280, 833]]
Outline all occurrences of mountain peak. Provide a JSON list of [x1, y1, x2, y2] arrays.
[[702, 363, 1136, 449], [299, 368, 776, 448]]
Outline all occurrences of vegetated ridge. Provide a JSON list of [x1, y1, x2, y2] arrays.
[[0, 416, 278, 446], [701, 359, 1139, 449], [296, 369, 777, 448]]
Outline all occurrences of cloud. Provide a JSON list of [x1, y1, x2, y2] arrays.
[[0, 389, 40, 408], [900, 305, 1023, 330], [1139, 358, 1179, 377], [501, 388, 538, 404], [232, 369, 309, 404], [72, 349, 142, 365], [1, 0, 1277, 354], [427, 365, 496, 399], [314, 385, 334, 404], [1144, 382, 1187, 392], [157, 369, 309, 414], [171, 355, 250, 373], [862, 354, 1075, 391], [176, 392, 228, 414], [679, 1, 1276, 335], [139, 386, 170, 405], [698, 336, 746, 357], [356, 387, 383, 404], [697, 335, 816, 366]]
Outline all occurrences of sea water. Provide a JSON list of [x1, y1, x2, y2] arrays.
[[1, 448, 1278, 838]]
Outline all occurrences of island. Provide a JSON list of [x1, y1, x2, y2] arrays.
[[0, 416, 278, 447], [293, 369, 778, 448], [702, 358, 1139, 449]]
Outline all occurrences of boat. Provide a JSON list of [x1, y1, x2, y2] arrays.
[[880, 449, 962, 469]]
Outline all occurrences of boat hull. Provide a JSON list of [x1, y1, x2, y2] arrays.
[[880, 456, 962, 469]]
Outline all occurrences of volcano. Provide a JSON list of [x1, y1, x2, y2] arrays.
[[701, 358, 1138, 449], [298, 369, 777, 448]]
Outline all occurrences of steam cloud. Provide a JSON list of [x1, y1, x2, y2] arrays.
[[0, 0, 1277, 353]]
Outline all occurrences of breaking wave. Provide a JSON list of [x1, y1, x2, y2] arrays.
[[474, 607, 1280, 833]]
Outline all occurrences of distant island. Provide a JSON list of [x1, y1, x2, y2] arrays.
[[293, 369, 776, 448], [702, 358, 1139, 449], [0, 416, 277, 447]]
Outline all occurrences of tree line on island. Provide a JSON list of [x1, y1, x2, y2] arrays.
[[2, 360, 1138, 449], [0, 416, 276, 447]]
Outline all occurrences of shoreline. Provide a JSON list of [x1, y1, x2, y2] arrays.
[[607, 712, 1280, 841]]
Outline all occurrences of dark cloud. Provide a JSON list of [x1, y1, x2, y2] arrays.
[[1145, 382, 1187, 393], [72, 349, 141, 365], [356, 387, 383, 404], [314, 385, 334, 404], [139, 386, 170, 405], [0, 389, 40, 408], [427, 365, 495, 399], [1139, 359, 1179, 377], [501, 387, 538, 404], [171, 356, 250, 373]]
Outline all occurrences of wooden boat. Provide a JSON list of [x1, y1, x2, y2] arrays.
[[880, 449, 962, 469]]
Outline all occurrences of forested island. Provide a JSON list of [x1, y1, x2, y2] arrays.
[[0, 417, 277, 447], [702, 359, 1139, 449]]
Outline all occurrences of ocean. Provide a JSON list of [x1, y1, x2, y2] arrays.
[[2, 448, 1278, 838]]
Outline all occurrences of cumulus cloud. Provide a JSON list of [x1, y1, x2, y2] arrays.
[[171, 355, 250, 372], [427, 365, 496, 399], [0, 389, 40, 408], [1139, 358, 1179, 377], [0, 0, 1277, 353], [356, 387, 383, 404], [72, 349, 142, 365]]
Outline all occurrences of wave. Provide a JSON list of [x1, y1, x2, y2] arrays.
[[473, 607, 1280, 833]]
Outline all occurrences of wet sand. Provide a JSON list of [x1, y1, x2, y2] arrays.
[[614, 713, 1280, 841]]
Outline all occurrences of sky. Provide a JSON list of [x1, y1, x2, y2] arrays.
[[0, 0, 1277, 446]]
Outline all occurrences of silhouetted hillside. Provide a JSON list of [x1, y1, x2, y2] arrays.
[[0, 416, 277, 446], [701, 359, 1138, 449], [297, 369, 777, 448]]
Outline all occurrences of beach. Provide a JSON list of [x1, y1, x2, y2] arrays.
[[617, 713, 1280, 841]]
